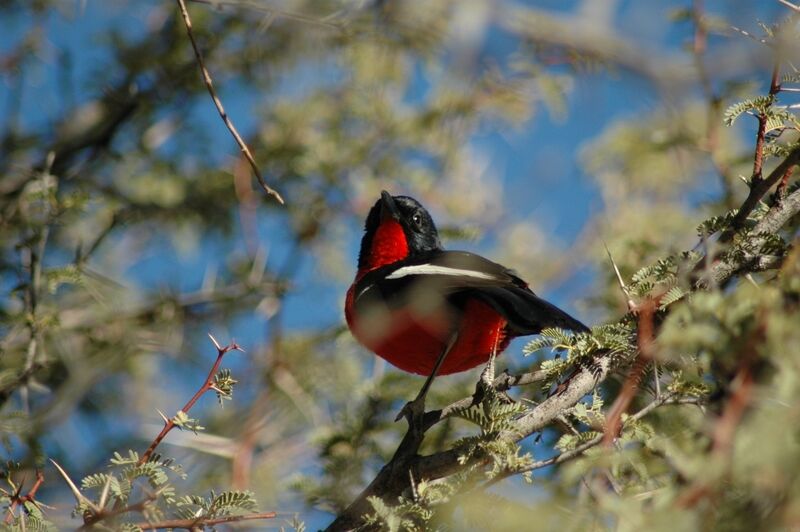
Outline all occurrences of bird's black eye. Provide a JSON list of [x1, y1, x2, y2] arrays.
[[411, 213, 423, 228]]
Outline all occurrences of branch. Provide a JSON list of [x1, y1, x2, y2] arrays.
[[3, 470, 45, 524], [420, 368, 548, 431], [137, 334, 243, 465], [750, 63, 781, 184], [700, 182, 800, 288], [778, 0, 800, 13], [487, 395, 703, 485], [724, 62, 788, 236], [134, 511, 277, 530], [174, 0, 284, 204], [326, 354, 614, 531]]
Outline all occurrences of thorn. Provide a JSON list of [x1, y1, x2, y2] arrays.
[[29, 499, 55, 512], [98, 474, 113, 509], [604, 242, 636, 311], [408, 469, 419, 502], [231, 340, 245, 353], [49, 460, 99, 513], [653, 361, 662, 400], [207, 333, 222, 351], [156, 409, 170, 425], [44, 151, 56, 174], [208, 385, 224, 394]]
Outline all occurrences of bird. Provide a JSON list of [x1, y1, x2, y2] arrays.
[[345, 191, 589, 423]]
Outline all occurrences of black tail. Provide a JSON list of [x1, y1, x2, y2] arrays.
[[474, 285, 590, 335]]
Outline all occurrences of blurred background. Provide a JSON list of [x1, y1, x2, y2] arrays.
[[0, 0, 792, 529]]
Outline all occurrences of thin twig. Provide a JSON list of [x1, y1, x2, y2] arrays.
[[751, 63, 782, 182], [174, 0, 284, 204], [137, 334, 243, 465]]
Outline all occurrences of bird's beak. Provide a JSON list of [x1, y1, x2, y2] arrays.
[[380, 190, 401, 222]]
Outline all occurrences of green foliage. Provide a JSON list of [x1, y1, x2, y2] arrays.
[[524, 324, 636, 386], [451, 385, 533, 480], [174, 490, 257, 520], [628, 251, 701, 299], [0, 514, 57, 532], [172, 410, 205, 434], [696, 210, 738, 237], [723, 95, 774, 126], [212, 368, 237, 404]]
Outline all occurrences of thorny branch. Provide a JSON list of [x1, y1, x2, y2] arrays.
[[3, 470, 45, 524], [174, 0, 284, 204], [138, 334, 243, 465], [750, 63, 782, 183]]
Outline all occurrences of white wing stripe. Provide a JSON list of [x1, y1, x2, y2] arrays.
[[386, 264, 497, 281]]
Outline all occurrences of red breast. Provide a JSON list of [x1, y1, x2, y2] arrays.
[[345, 217, 510, 375]]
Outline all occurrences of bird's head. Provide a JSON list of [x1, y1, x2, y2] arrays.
[[357, 191, 442, 272]]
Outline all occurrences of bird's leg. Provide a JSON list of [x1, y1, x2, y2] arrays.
[[472, 329, 514, 405], [480, 348, 497, 387], [471, 342, 497, 406], [395, 331, 459, 430]]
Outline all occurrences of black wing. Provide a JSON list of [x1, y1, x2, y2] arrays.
[[353, 250, 589, 335]]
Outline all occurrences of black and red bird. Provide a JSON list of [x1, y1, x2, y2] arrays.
[[345, 191, 589, 394]]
